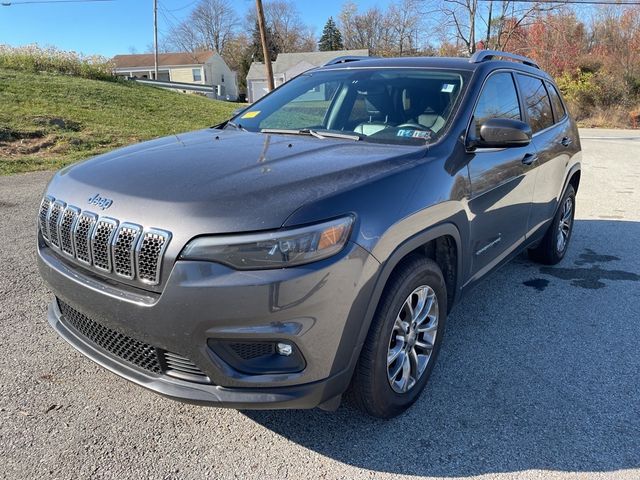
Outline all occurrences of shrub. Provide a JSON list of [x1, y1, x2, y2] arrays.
[[0, 44, 114, 81]]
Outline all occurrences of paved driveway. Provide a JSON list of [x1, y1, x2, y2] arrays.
[[1, 129, 639, 479]]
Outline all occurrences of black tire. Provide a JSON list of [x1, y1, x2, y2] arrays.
[[528, 184, 576, 265], [349, 256, 447, 419]]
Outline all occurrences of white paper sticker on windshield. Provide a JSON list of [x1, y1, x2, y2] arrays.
[[441, 84, 455, 93]]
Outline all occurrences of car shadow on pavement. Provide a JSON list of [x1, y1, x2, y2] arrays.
[[244, 220, 640, 477]]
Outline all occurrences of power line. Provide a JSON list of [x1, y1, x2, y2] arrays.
[[1, 0, 114, 5]]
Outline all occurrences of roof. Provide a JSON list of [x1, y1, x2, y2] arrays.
[[112, 51, 216, 70], [247, 49, 369, 81]]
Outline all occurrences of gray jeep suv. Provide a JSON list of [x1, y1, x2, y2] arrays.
[[37, 51, 581, 418]]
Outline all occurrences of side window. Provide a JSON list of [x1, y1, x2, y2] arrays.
[[473, 72, 521, 137], [517, 74, 554, 133], [546, 81, 566, 122]]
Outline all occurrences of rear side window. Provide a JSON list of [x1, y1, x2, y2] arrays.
[[546, 81, 566, 122], [517, 74, 554, 133], [472, 72, 521, 137]]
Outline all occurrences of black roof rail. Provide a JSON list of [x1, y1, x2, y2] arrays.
[[469, 50, 540, 69], [323, 56, 371, 66]]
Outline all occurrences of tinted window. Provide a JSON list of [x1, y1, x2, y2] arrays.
[[546, 81, 566, 121], [517, 74, 554, 133], [472, 72, 521, 137]]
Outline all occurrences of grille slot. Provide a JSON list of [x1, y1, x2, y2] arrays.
[[136, 230, 170, 285], [73, 212, 97, 264], [57, 299, 210, 382], [59, 206, 80, 256], [112, 223, 141, 279], [39, 196, 53, 240], [39, 196, 171, 286], [57, 299, 162, 374], [48, 200, 66, 248], [229, 342, 275, 360], [91, 218, 118, 272], [163, 352, 210, 382]]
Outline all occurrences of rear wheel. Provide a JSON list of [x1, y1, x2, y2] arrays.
[[350, 256, 447, 418], [528, 184, 576, 265]]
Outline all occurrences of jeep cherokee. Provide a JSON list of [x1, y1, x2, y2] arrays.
[[37, 51, 581, 418]]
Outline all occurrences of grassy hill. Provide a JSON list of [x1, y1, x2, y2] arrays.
[[0, 68, 238, 175]]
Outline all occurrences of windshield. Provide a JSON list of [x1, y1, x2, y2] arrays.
[[230, 68, 469, 146]]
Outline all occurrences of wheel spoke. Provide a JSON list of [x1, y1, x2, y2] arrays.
[[394, 316, 409, 335], [387, 340, 404, 366], [415, 292, 434, 326], [398, 353, 412, 392], [389, 351, 406, 380], [412, 288, 427, 322], [414, 338, 433, 351]]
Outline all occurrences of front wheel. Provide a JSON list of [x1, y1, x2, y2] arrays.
[[528, 184, 576, 265], [349, 256, 447, 418]]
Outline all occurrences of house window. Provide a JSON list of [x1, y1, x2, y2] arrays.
[[192, 68, 202, 82]]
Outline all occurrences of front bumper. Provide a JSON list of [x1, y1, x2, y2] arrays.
[[39, 235, 380, 409]]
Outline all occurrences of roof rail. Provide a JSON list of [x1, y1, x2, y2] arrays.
[[323, 56, 371, 66], [469, 50, 540, 69]]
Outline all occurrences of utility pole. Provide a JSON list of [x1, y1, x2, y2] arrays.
[[153, 0, 159, 80], [255, 0, 274, 91]]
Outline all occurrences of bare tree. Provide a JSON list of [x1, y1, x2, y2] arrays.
[[164, 0, 239, 56], [436, 0, 557, 55], [339, 3, 395, 55], [244, 0, 316, 53], [388, 0, 426, 55]]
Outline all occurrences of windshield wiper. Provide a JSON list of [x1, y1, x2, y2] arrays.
[[225, 120, 247, 131], [261, 128, 361, 141]]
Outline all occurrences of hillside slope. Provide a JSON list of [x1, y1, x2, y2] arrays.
[[0, 68, 238, 175]]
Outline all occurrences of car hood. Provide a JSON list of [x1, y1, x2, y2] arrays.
[[46, 128, 425, 242]]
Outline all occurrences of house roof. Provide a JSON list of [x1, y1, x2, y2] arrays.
[[112, 51, 216, 70], [247, 49, 369, 81]]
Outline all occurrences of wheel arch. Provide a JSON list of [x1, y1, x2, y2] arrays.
[[345, 223, 463, 381]]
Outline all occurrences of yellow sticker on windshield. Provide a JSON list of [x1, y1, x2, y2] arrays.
[[241, 111, 261, 119]]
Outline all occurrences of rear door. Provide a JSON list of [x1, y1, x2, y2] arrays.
[[515, 74, 574, 236], [466, 71, 539, 282]]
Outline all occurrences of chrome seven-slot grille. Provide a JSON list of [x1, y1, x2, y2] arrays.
[[39, 195, 171, 286]]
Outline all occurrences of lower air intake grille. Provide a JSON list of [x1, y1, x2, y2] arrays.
[[163, 352, 210, 383], [229, 342, 275, 360], [57, 299, 210, 383], [58, 299, 161, 374]]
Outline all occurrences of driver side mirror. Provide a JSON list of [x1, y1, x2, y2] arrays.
[[467, 118, 532, 150]]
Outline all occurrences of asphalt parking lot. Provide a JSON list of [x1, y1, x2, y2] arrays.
[[1, 128, 639, 480]]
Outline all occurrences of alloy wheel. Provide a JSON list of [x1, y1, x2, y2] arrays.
[[386, 285, 439, 393], [556, 196, 573, 253]]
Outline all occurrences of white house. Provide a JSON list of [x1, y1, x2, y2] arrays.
[[112, 51, 238, 100], [246, 49, 369, 103]]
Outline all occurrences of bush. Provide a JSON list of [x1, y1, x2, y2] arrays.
[[0, 44, 114, 81], [556, 68, 638, 127]]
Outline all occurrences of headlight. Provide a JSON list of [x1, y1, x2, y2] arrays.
[[180, 216, 354, 270]]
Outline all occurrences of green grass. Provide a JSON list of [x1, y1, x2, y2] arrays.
[[0, 68, 238, 175]]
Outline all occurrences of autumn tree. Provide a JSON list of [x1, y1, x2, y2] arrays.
[[319, 17, 344, 51]]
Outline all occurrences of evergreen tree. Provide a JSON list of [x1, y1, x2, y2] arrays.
[[318, 17, 344, 51], [250, 20, 279, 62]]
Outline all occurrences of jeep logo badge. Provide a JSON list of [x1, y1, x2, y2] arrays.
[[88, 193, 113, 210]]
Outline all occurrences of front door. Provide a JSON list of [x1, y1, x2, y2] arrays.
[[465, 71, 539, 283]]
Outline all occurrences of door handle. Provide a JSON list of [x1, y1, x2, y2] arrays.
[[522, 153, 538, 165], [561, 137, 572, 147]]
